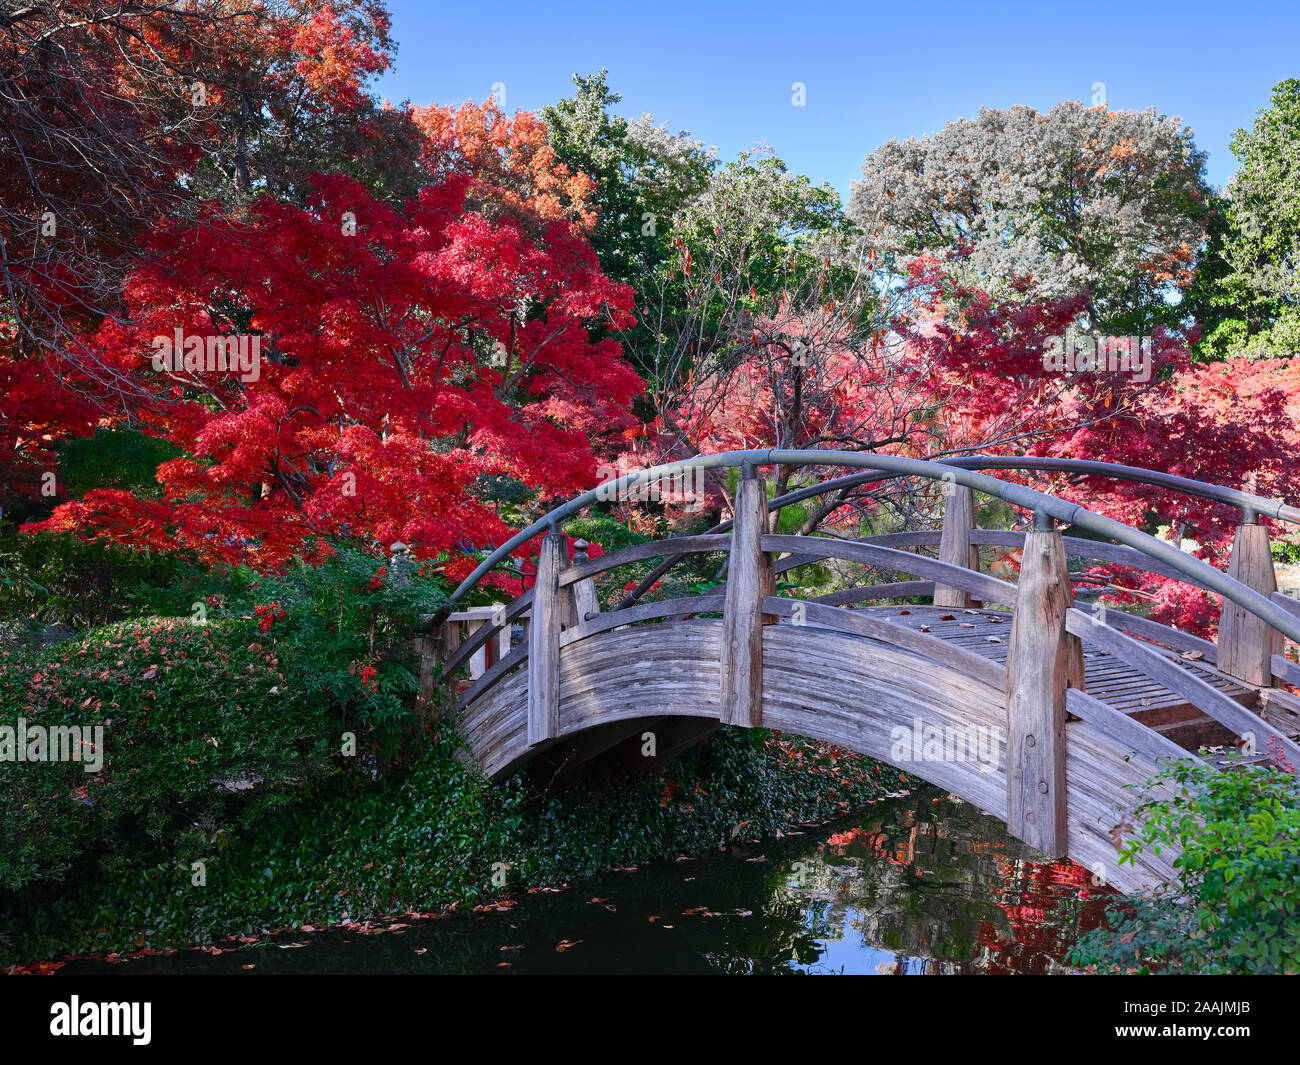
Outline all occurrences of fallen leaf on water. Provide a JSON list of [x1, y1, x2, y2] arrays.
[[497, 961, 512, 967], [555, 939, 582, 952], [241, 964, 255, 970]]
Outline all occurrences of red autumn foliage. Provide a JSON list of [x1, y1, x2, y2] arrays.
[[25, 173, 642, 567]]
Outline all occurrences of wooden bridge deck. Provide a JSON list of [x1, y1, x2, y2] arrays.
[[863, 605, 1257, 748]]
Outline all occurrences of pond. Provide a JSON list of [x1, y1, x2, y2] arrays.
[[56, 787, 1113, 976]]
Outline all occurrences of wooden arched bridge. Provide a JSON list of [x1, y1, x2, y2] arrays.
[[422, 451, 1300, 895]]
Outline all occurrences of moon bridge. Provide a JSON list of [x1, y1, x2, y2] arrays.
[[420, 451, 1300, 896]]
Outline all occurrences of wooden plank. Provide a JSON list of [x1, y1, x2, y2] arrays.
[[1079, 607, 1219, 664], [934, 483, 980, 608], [572, 577, 600, 625], [812, 581, 935, 606], [465, 620, 487, 679], [528, 529, 564, 745], [1067, 608, 1300, 766], [559, 594, 725, 648], [559, 534, 732, 586], [969, 529, 1222, 592], [1066, 688, 1203, 767], [1271, 653, 1300, 687], [1005, 529, 1080, 858], [459, 643, 528, 709], [761, 534, 1017, 606], [441, 590, 533, 678], [762, 597, 1005, 689], [720, 472, 774, 727], [1218, 523, 1282, 686], [858, 530, 940, 549]]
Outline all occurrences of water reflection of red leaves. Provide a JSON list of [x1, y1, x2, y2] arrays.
[[973, 856, 1113, 974], [825, 826, 910, 865]]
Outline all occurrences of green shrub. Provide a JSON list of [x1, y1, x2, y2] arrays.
[[216, 543, 449, 751], [0, 616, 338, 893], [1071, 754, 1300, 974]]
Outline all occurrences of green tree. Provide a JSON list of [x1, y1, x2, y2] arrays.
[[1192, 79, 1300, 358], [849, 101, 1212, 334], [541, 70, 715, 293]]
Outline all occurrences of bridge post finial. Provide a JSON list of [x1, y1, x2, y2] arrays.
[[1005, 525, 1081, 858], [1219, 519, 1282, 687], [934, 481, 981, 608], [720, 467, 775, 728]]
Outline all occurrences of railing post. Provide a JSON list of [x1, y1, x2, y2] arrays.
[[1218, 515, 1283, 687], [720, 464, 775, 728], [1005, 514, 1082, 857], [570, 539, 601, 628], [528, 525, 565, 745], [934, 481, 981, 608]]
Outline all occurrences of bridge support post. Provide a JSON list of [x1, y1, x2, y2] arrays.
[[1218, 518, 1282, 688], [1005, 518, 1082, 858], [567, 539, 601, 629], [934, 482, 981, 608], [528, 526, 566, 746], [720, 465, 775, 727]]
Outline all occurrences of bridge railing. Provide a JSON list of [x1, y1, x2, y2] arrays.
[[426, 450, 1300, 852]]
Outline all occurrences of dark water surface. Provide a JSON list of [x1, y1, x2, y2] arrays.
[[57, 788, 1112, 975]]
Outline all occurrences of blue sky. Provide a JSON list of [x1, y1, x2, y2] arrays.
[[375, 0, 1299, 198]]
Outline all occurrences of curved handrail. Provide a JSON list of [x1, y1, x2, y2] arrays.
[[431, 449, 1300, 653], [619, 456, 1300, 608], [746, 456, 1300, 527]]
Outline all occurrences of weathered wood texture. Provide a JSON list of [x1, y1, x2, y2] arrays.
[[527, 529, 565, 745], [720, 473, 775, 727], [1005, 529, 1081, 858], [1218, 522, 1282, 686], [457, 617, 1174, 893], [760, 534, 1016, 606], [1066, 608, 1300, 766], [934, 484, 981, 608]]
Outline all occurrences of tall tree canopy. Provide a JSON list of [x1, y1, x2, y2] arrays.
[[848, 102, 1211, 334], [25, 174, 641, 569]]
